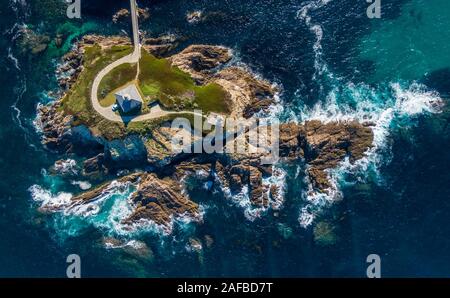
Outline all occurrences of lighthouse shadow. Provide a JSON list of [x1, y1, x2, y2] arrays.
[[117, 108, 141, 126]]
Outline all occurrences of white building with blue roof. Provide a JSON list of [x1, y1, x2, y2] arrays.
[[114, 84, 143, 113]]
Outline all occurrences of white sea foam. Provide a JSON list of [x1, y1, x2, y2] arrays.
[[296, 0, 441, 227], [104, 239, 148, 251], [7, 47, 20, 70], [195, 169, 209, 179], [71, 181, 92, 190], [53, 159, 78, 176], [218, 181, 264, 221], [203, 181, 213, 190], [262, 166, 287, 210], [66, 180, 134, 218], [126, 205, 204, 237], [296, 81, 444, 227], [6, 30, 39, 151], [29, 184, 73, 210], [31, 175, 204, 237], [297, 0, 335, 78], [392, 82, 444, 116], [30, 180, 136, 235], [215, 165, 287, 221], [10, 77, 27, 132]]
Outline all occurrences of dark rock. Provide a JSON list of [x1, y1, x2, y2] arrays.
[[279, 120, 374, 193], [186, 11, 203, 24], [125, 173, 201, 231], [105, 135, 148, 167], [55, 34, 64, 48], [169, 45, 232, 83], [83, 153, 108, 178], [112, 7, 150, 23], [15, 26, 50, 55], [243, 98, 274, 118]]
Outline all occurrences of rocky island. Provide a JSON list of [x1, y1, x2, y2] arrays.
[[36, 30, 374, 233], [27, 0, 376, 237], [2, 0, 447, 278]]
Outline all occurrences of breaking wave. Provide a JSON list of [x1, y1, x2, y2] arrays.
[[293, 0, 445, 228], [29, 176, 204, 239], [7, 47, 20, 70], [216, 165, 287, 221], [29, 184, 73, 211], [295, 81, 444, 227], [52, 159, 79, 176], [29, 180, 142, 238], [71, 180, 92, 190]]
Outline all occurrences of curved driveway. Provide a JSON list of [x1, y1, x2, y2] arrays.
[[90, 0, 201, 123]]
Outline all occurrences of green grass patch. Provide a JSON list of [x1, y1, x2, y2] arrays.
[[98, 63, 137, 107], [127, 112, 210, 137], [193, 83, 229, 114], [60, 44, 132, 139], [138, 50, 231, 114], [59, 44, 230, 140]]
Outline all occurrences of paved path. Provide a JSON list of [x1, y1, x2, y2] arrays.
[[90, 0, 201, 123]]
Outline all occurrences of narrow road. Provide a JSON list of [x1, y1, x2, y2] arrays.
[[130, 0, 140, 55], [90, 0, 201, 123]]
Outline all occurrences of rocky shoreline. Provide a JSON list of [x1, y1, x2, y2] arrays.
[[35, 33, 375, 232]]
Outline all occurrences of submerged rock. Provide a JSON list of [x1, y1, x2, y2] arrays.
[[103, 237, 153, 260], [186, 11, 203, 24], [105, 135, 148, 167], [188, 238, 203, 252], [204, 235, 214, 248], [277, 223, 293, 240], [313, 221, 338, 246], [54, 33, 64, 48], [14, 26, 50, 55]]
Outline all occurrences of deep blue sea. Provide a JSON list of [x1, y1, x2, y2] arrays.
[[0, 0, 449, 277]]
